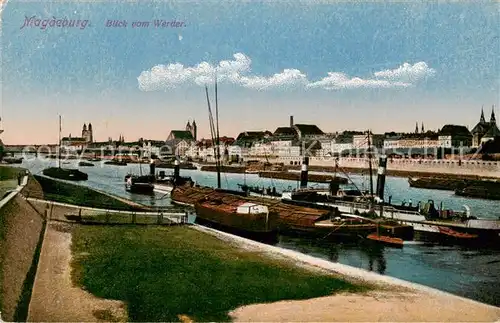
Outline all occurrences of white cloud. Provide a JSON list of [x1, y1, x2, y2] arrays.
[[240, 69, 308, 90], [307, 72, 411, 90], [137, 53, 435, 91], [374, 62, 436, 83]]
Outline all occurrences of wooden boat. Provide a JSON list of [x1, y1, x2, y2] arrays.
[[78, 161, 94, 167], [43, 167, 88, 181], [194, 195, 279, 233], [366, 233, 404, 248], [172, 184, 378, 238], [438, 226, 478, 239], [3, 157, 23, 164], [105, 160, 128, 166]]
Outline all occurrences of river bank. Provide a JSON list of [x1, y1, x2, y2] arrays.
[[199, 226, 500, 322], [26, 219, 500, 322], [198, 163, 500, 181], [30, 223, 367, 321]]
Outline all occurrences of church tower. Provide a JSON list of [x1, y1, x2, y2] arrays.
[[191, 119, 197, 141], [480, 107, 486, 124], [88, 123, 93, 142], [415, 122, 419, 134], [421, 122, 425, 133], [491, 105, 496, 125]]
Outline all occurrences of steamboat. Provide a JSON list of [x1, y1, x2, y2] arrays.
[[284, 154, 500, 245]]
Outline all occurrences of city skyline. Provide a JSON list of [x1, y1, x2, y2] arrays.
[[2, 1, 499, 144]]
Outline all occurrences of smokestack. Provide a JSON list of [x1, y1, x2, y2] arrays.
[[290, 115, 294, 128], [149, 159, 156, 177], [300, 156, 309, 188], [376, 155, 387, 201], [174, 159, 180, 181]]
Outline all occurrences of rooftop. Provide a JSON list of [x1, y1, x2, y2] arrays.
[[293, 124, 324, 135]]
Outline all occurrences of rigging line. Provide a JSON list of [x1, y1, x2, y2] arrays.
[[205, 85, 217, 165]]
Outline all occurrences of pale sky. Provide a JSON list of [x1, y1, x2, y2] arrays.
[[2, 1, 499, 144]]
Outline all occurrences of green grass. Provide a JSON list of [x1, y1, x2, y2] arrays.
[[34, 175, 145, 211], [0, 166, 25, 181], [0, 180, 18, 198], [71, 226, 369, 322]]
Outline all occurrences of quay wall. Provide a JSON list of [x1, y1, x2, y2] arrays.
[[246, 157, 500, 178], [0, 172, 46, 322]]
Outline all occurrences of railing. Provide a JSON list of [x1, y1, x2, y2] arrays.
[[25, 197, 196, 225]]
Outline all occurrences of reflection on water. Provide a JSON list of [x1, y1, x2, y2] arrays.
[[276, 234, 500, 306], [277, 235, 387, 274], [13, 158, 500, 306]]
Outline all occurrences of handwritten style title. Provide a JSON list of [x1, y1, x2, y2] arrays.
[[105, 19, 186, 28], [20, 16, 89, 30], [19, 16, 187, 30]]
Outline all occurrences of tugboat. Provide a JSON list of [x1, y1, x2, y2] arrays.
[[125, 174, 154, 194], [42, 115, 88, 181], [124, 158, 154, 194], [287, 153, 500, 245]]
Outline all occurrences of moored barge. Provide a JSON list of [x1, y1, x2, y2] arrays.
[[195, 196, 279, 234]]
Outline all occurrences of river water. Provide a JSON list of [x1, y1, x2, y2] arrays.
[[15, 157, 500, 306]]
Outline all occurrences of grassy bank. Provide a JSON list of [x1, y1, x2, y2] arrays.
[[71, 226, 368, 322], [0, 165, 25, 181], [34, 175, 146, 211]]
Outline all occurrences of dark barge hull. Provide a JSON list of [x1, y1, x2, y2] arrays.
[[126, 183, 154, 194], [455, 188, 500, 200], [194, 204, 279, 234]]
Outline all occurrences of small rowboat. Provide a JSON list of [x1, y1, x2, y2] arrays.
[[438, 227, 478, 239], [367, 233, 404, 248]]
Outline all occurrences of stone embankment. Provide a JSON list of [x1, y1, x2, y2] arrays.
[[244, 157, 500, 179], [0, 170, 46, 322], [258, 171, 347, 184]]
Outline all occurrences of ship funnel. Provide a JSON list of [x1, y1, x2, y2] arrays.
[[376, 155, 387, 201], [149, 159, 156, 176], [300, 156, 309, 189], [174, 158, 180, 181], [329, 180, 339, 196]]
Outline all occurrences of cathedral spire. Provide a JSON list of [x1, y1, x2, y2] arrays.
[[421, 122, 425, 133], [415, 122, 419, 134], [480, 106, 486, 123], [491, 105, 496, 124]]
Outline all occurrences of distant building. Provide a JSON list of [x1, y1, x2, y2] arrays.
[[166, 120, 197, 156], [438, 124, 472, 148], [61, 123, 94, 149], [471, 106, 499, 147]]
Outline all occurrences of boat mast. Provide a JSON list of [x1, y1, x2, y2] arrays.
[[367, 130, 374, 201], [205, 85, 219, 188], [58, 115, 61, 168], [214, 72, 221, 189]]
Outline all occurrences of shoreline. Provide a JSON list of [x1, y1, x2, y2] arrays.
[[193, 224, 500, 321], [197, 163, 499, 181]]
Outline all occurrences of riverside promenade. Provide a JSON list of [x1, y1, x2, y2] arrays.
[[248, 156, 500, 178]]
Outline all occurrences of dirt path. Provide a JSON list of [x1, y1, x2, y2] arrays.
[[230, 290, 500, 322], [27, 222, 127, 322]]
